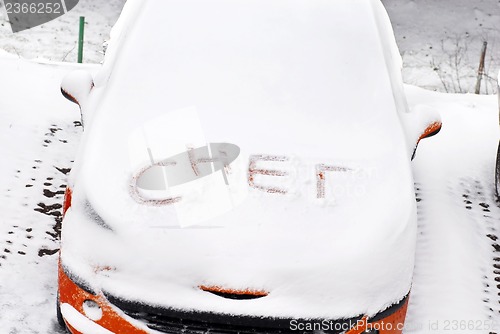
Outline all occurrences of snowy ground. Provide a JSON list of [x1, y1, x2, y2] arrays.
[[0, 0, 500, 333], [382, 0, 500, 94], [0, 0, 126, 63], [0, 56, 96, 333], [405, 87, 500, 333]]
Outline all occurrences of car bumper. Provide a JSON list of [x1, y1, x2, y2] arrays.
[[58, 260, 410, 334], [60, 303, 114, 334], [58, 260, 149, 334]]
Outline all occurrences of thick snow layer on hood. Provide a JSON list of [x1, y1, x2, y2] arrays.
[[63, 0, 416, 320]]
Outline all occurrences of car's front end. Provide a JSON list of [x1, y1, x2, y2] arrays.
[[58, 150, 416, 333], [59, 255, 410, 334], [57, 0, 425, 332]]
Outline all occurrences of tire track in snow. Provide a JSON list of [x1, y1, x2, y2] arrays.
[[34, 123, 81, 257], [459, 177, 500, 327], [0, 123, 79, 266], [0, 119, 81, 333], [406, 175, 498, 333]]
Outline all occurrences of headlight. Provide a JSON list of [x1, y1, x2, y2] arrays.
[[83, 299, 103, 321]]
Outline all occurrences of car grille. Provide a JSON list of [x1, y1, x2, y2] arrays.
[[104, 293, 362, 334]]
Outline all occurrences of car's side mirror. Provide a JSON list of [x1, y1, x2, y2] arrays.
[[401, 105, 442, 160], [412, 120, 442, 160], [417, 120, 442, 142], [61, 70, 94, 108]]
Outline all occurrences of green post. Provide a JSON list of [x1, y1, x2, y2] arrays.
[[78, 16, 85, 63]]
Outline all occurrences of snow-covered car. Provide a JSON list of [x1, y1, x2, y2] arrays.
[[56, 0, 441, 333]]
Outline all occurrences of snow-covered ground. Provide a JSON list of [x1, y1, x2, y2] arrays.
[[0, 55, 97, 333], [405, 86, 500, 333], [0, 0, 499, 333], [383, 0, 500, 94], [0, 0, 126, 63]]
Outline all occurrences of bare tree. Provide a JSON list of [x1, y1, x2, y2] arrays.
[[430, 36, 497, 94]]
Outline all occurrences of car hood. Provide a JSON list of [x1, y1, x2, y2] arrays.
[[62, 153, 416, 319]]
